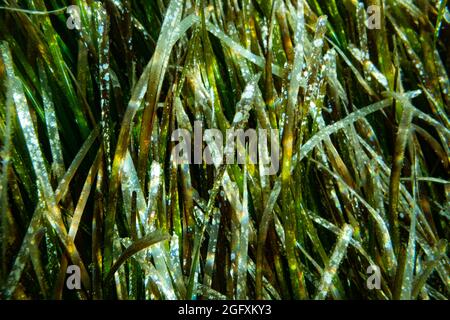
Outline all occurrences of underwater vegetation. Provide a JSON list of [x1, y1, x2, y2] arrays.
[[0, 0, 449, 300]]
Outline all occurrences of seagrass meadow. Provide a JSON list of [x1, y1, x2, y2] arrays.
[[0, 0, 449, 300]]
